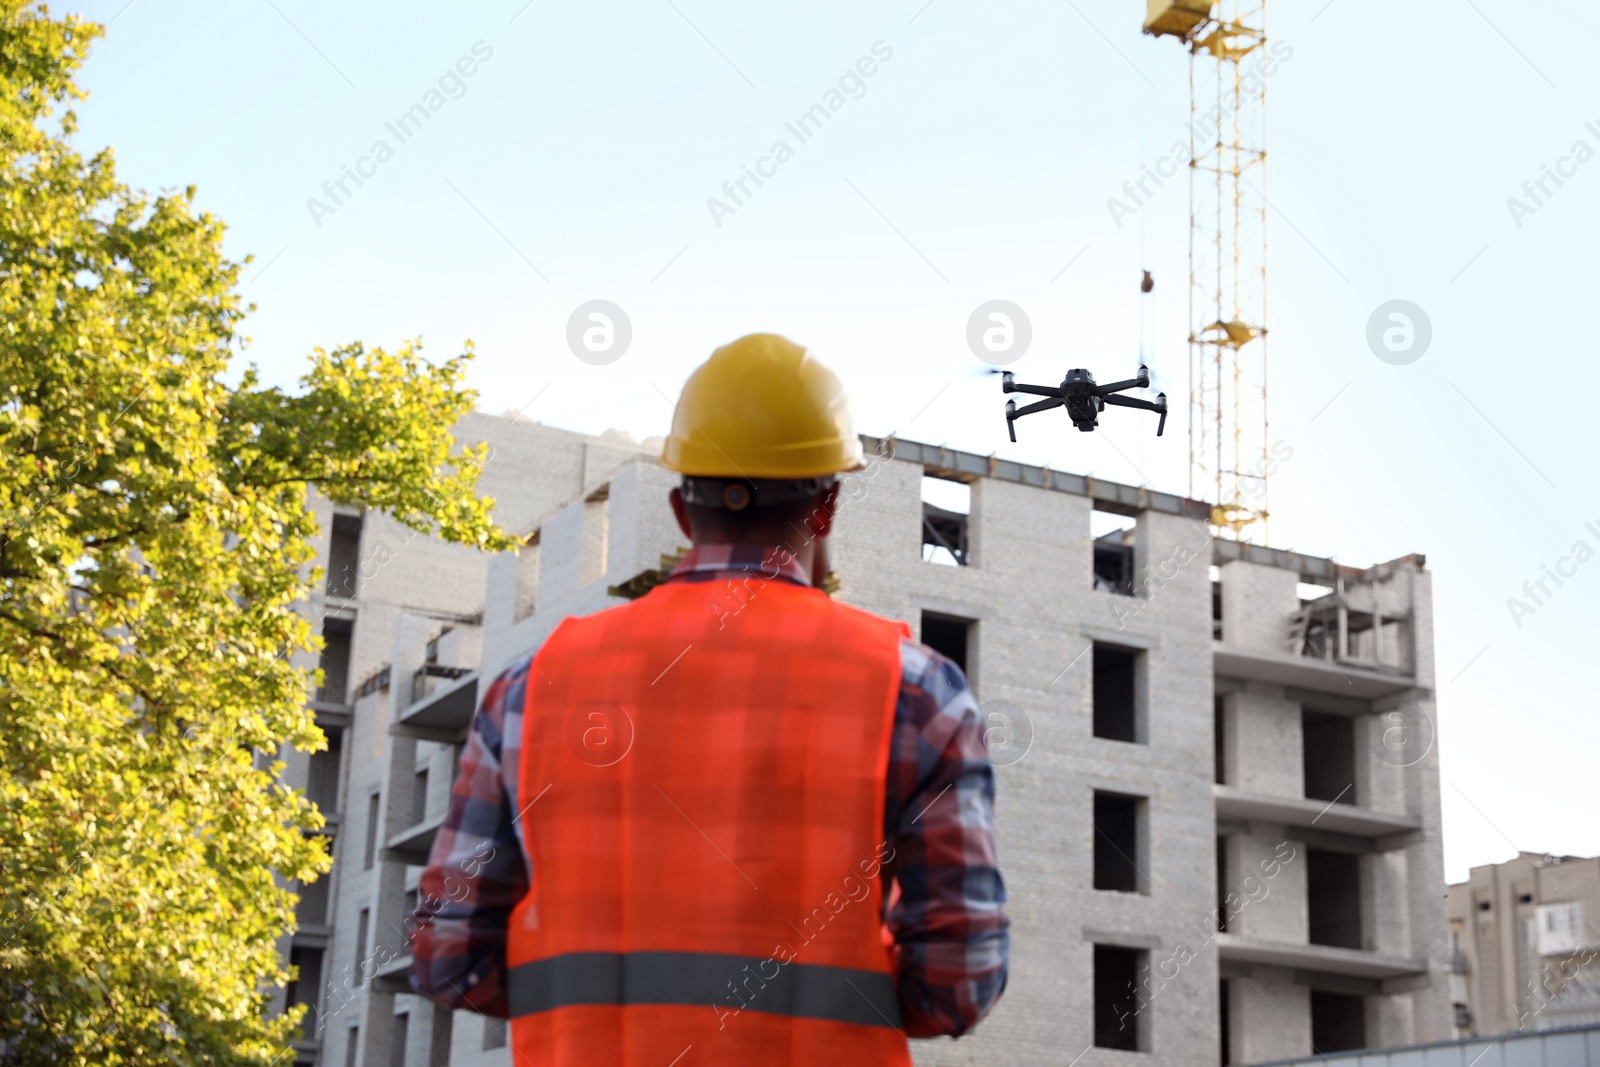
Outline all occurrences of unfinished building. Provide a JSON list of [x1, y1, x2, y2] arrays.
[[271, 416, 1451, 1066]]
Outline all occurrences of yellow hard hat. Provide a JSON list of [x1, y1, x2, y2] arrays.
[[660, 333, 863, 478]]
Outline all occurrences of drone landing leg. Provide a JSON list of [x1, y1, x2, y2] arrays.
[[1006, 395, 1065, 442]]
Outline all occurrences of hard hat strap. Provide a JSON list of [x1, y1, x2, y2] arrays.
[[680, 476, 834, 512]]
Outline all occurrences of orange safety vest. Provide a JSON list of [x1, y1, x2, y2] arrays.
[[508, 576, 916, 1066]]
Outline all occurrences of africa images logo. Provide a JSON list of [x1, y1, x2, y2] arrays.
[[306, 41, 495, 228]]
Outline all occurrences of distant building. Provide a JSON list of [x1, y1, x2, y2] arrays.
[[1250, 1019, 1600, 1067], [270, 414, 1452, 1066], [1448, 853, 1600, 1038]]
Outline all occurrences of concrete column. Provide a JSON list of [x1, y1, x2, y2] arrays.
[[1366, 850, 1411, 956], [1219, 560, 1299, 653], [427, 1003, 453, 1065], [538, 503, 584, 605], [1229, 833, 1308, 943], [1232, 965, 1311, 1064], [1230, 684, 1303, 797], [361, 613, 431, 1067], [1369, 991, 1416, 1051]]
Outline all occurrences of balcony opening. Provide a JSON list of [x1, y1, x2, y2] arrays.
[[514, 529, 541, 622], [403, 888, 418, 925], [1302, 710, 1355, 805], [345, 1027, 360, 1066], [921, 474, 970, 566], [1213, 695, 1227, 785], [286, 946, 324, 1040], [1307, 848, 1363, 950], [411, 768, 429, 827], [325, 511, 363, 599], [317, 618, 353, 705], [307, 729, 342, 813], [1092, 642, 1143, 743], [1310, 990, 1366, 1054], [1093, 944, 1147, 1051], [390, 1012, 409, 1067], [580, 485, 610, 585], [1219, 978, 1232, 1065], [1092, 506, 1137, 596], [1093, 790, 1145, 893], [363, 792, 381, 870], [920, 611, 973, 676]]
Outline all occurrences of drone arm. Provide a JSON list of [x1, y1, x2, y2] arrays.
[[1102, 392, 1169, 436], [1095, 376, 1147, 396], [1005, 395, 1064, 443], [1102, 395, 1161, 411], [1006, 381, 1062, 398], [1010, 396, 1067, 418]]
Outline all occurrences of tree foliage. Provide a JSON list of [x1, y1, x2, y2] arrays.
[[0, 4, 514, 1062]]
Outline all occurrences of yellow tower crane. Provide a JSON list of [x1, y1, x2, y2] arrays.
[[1144, 0, 1270, 540]]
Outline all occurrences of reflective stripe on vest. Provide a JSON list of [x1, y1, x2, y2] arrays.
[[506, 951, 902, 1028], [507, 577, 914, 1066]]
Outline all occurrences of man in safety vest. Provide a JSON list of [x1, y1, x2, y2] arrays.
[[410, 333, 1010, 1063]]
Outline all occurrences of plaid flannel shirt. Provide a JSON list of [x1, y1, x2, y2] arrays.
[[408, 544, 1010, 1038]]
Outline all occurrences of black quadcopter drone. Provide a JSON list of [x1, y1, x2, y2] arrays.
[[1001, 365, 1167, 442]]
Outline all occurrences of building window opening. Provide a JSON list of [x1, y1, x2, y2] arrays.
[[1211, 564, 1223, 640], [921, 474, 971, 566], [920, 611, 973, 676], [410, 768, 429, 827], [325, 512, 363, 599], [1092, 506, 1137, 596], [1093, 790, 1145, 893], [1092, 642, 1143, 743], [317, 618, 353, 705], [1214, 695, 1227, 784], [1094, 944, 1147, 1051], [1219, 978, 1232, 1065], [581, 486, 610, 585], [1216, 836, 1230, 932], [514, 529, 541, 622]]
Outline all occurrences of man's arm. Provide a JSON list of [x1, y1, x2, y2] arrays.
[[884, 639, 1011, 1038], [408, 662, 532, 1017]]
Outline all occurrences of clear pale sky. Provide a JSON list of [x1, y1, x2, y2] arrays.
[[65, 0, 1600, 883]]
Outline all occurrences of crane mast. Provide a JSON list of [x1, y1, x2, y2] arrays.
[[1144, 0, 1270, 540]]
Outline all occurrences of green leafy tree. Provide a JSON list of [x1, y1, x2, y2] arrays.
[[0, 4, 515, 1062]]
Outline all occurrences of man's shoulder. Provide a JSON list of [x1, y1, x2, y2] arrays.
[[896, 638, 979, 730], [821, 594, 914, 640]]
